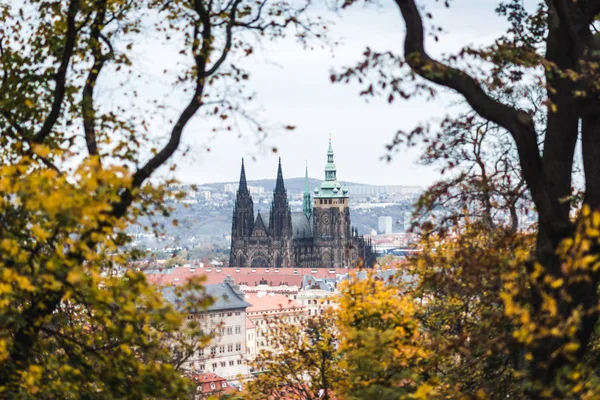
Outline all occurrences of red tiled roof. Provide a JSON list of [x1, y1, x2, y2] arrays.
[[245, 316, 255, 329], [188, 372, 226, 384], [245, 293, 304, 313], [145, 266, 353, 287]]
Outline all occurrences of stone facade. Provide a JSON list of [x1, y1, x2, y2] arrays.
[[229, 140, 375, 269]]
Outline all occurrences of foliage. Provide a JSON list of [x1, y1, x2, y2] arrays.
[[245, 313, 341, 400], [335, 272, 430, 400], [406, 222, 532, 398], [406, 84, 545, 234], [332, 0, 600, 395], [0, 0, 320, 397]]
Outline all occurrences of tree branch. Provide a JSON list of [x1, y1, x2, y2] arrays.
[[205, 0, 242, 76], [33, 0, 81, 143], [394, 0, 567, 235], [82, 0, 109, 157]]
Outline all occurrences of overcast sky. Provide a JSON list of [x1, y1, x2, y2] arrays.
[[118, 0, 513, 187]]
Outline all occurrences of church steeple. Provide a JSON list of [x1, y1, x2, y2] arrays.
[[269, 158, 292, 239], [274, 157, 285, 194], [238, 158, 249, 194], [325, 138, 336, 182], [314, 137, 347, 199], [230, 158, 255, 268], [303, 164, 312, 219]]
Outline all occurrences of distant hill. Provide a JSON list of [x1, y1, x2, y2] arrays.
[[204, 177, 372, 193]]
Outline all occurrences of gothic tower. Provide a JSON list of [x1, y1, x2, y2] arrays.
[[302, 165, 312, 219], [268, 158, 293, 267], [229, 159, 254, 268], [312, 139, 352, 268]]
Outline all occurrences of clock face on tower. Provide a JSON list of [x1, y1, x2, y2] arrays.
[[322, 215, 330, 225]]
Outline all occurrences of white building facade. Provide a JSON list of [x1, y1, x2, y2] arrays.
[[162, 283, 252, 379]]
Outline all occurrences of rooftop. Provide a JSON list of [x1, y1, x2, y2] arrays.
[[245, 292, 305, 313], [186, 372, 226, 384], [146, 266, 354, 288], [161, 283, 251, 312]]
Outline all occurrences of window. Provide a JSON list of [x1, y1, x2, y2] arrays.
[[236, 343, 242, 351], [219, 328, 225, 335], [227, 312, 232, 316], [222, 382, 227, 388], [210, 347, 217, 355], [199, 364, 205, 371], [198, 348, 205, 356], [226, 327, 233, 335], [220, 361, 226, 367], [212, 363, 217, 370], [210, 383, 216, 390], [308, 310, 311, 316], [235, 312, 241, 316], [227, 344, 233, 352], [237, 360, 243, 365], [235, 325, 241, 334], [219, 345, 225, 354], [229, 360, 234, 366]]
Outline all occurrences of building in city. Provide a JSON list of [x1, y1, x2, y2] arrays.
[[378, 216, 393, 235], [229, 139, 376, 269], [185, 372, 233, 399], [162, 283, 251, 379], [245, 292, 306, 355]]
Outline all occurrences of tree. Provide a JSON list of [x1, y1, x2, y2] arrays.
[[406, 84, 545, 234], [245, 272, 433, 399], [245, 313, 341, 400], [335, 271, 430, 399], [0, 0, 320, 397], [334, 0, 600, 396]]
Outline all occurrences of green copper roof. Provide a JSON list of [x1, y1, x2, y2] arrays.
[[302, 165, 312, 218], [315, 138, 348, 199]]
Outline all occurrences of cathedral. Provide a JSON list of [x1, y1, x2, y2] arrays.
[[229, 139, 375, 269]]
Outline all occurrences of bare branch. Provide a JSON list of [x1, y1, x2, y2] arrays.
[[82, 0, 109, 157], [205, 0, 243, 76], [394, 0, 567, 234], [33, 0, 81, 143]]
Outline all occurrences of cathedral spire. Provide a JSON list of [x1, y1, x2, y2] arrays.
[[274, 157, 285, 194], [238, 158, 249, 194], [325, 137, 337, 182], [303, 163, 312, 219]]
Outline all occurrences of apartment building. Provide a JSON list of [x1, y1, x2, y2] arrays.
[[162, 283, 251, 379], [245, 292, 306, 354]]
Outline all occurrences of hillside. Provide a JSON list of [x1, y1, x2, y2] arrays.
[[204, 177, 372, 193]]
